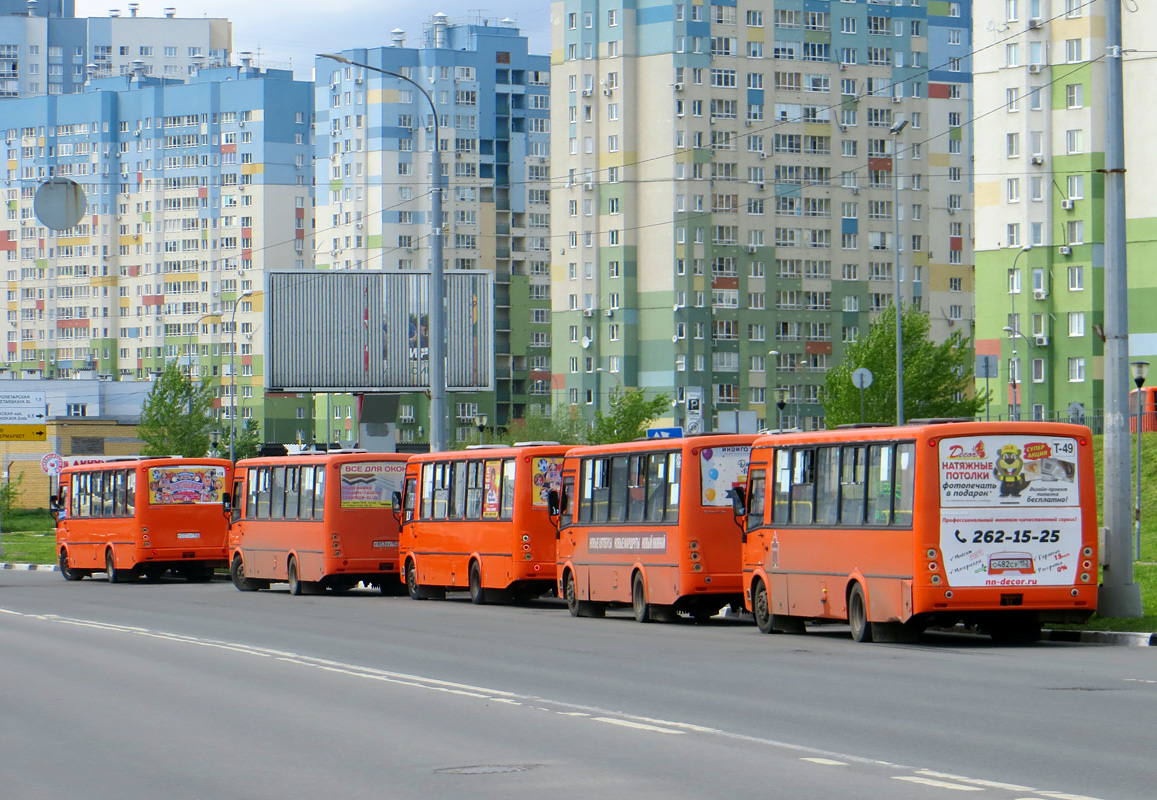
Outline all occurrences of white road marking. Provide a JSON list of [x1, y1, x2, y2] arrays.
[[592, 717, 684, 735], [893, 776, 984, 791], [0, 606, 1105, 800], [918, 770, 1034, 791]]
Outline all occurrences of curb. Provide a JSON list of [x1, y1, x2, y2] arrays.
[[1042, 628, 1156, 646], [1, 562, 59, 572]]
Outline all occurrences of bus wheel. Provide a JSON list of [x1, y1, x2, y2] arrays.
[[59, 550, 86, 581], [564, 572, 580, 617], [632, 574, 652, 624], [468, 562, 486, 605], [287, 557, 303, 596], [231, 555, 259, 592], [753, 579, 775, 635], [105, 549, 127, 584], [848, 583, 873, 643], [405, 560, 423, 600]]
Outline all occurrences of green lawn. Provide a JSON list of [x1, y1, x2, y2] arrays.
[[0, 530, 56, 565]]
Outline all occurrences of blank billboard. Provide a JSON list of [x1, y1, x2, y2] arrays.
[[265, 271, 494, 392]]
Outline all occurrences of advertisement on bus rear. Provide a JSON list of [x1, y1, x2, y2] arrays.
[[937, 435, 1081, 587], [148, 466, 226, 505], [700, 446, 749, 506], [530, 457, 564, 508], [339, 461, 406, 509]]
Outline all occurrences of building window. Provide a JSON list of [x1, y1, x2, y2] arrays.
[[1069, 312, 1085, 337], [1068, 266, 1084, 290], [1068, 357, 1086, 382]]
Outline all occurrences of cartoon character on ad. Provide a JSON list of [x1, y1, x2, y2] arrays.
[[994, 443, 1028, 498]]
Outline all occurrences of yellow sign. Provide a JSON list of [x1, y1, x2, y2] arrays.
[[0, 424, 46, 441]]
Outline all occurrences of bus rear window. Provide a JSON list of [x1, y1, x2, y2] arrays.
[[148, 466, 226, 505]]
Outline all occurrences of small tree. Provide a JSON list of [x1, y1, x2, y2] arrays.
[[137, 362, 217, 457], [232, 418, 262, 461], [589, 388, 672, 444], [824, 304, 986, 427], [1, 472, 23, 518], [489, 405, 585, 447]]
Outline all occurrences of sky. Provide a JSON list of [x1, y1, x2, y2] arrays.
[[75, 1, 552, 77]]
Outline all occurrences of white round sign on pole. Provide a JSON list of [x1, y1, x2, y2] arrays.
[[41, 453, 64, 476], [852, 368, 874, 389]]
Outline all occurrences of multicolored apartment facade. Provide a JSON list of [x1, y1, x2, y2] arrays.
[[550, 0, 974, 432]]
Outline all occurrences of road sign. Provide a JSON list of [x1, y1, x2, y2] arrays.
[[41, 453, 64, 476], [0, 424, 47, 442], [851, 368, 874, 389], [0, 391, 47, 424], [646, 427, 684, 439]]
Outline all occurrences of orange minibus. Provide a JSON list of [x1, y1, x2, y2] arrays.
[[225, 450, 409, 595], [52, 456, 231, 582], [397, 443, 568, 603], [554, 435, 758, 622], [1130, 386, 1157, 432], [733, 420, 1097, 642]]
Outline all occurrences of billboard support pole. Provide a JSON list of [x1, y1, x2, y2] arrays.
[[319, 52, 447, 452]]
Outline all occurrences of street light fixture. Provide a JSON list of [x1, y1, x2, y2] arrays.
[[775, 387, 789, 433], [473, 413, 488, 445], [595, 367, 623, 396], [319, 52, 447, 452], [1131, 360, 1150, 560], [890, 118, 908, 425], [1002, 325, 1034, 420], [229, 289, 253, 462]]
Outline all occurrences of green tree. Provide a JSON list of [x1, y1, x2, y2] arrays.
[[823, 304, 986, 427], [137, 362, 217, 457], [1, 472, 23, 518], [589, 388, 672, 444], [231, 418, 262, 461]]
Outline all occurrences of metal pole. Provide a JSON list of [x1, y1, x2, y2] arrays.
[[892, 125, 905, 426], [859, 386, 865, 424], [318, 53, 446, 453], [1136, 394, 1143, 561], [1099, 0, 1143, 616], [229, 290, 251, 462]]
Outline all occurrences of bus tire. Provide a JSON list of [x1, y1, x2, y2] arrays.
[[468, 561, 486, 605], [405, 559, 423, 600], [632, 573, 652, 624], [59, 549, 86, 581], [231, 555, 260, 592], [753, 579, 776, 634], [105, 549, 127, 584], [287, 556, 303, 596], [848, 583, 872, 643]]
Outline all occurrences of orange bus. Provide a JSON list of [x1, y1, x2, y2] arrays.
[[554, 435, 758, 623], [1130, 386, 1157, 432], [397, 443, 568, 603], [225, 450, 409, 595], [52, 457, 231, 583], [733, 420, 1097, 642]]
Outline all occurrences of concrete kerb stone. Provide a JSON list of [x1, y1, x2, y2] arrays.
[[1041, 628, 1156, 646], [1, 562, 59, 572]]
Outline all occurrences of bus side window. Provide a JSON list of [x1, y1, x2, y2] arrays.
[[814, 447, 840, 525], [893, 443, 916, 527], [746, 469, 766, 532], [314, 466, 326, 521], [627, 455, 646, 522], [590, 458, 610, 523], [840, 446, 866, 524], [645, 453, 666, 522], [420, 463, 434, 519], [791, 449, 816, 525], [500, 459, 516, 520], [609, 455, 629, 523], [403, 477, 418, 523], [284, 467, 301, 520], [559, 475, 575, 528], [299, 466, 315, 519], [104, 471, 116, 517], [231, 479, 244, 523], [578, 459, 594, 523], [772, 449, 791, 525], [865, 444, 894, 526], [432, 463, 450, 520], [664, 453, 680, 523], [465, 461, 483, 519], [125, 471, 136, 517], [256, 467, 271, 519], [450, 461, 467, 519], [270, 467, 286, 519]]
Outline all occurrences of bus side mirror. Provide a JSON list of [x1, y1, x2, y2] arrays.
[[391, 491, 404, 522], [221, 494, 232, 518], [49, 494, 61, 513], [728, 487, 747, 518], [547, 489, 564, 517]]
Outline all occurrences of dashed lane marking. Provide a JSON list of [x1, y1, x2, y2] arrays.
[[894, 776, 984, 792], [801, 758, 848, 766], [917, 771, 1035, 791], [592, 717, 685, 735]]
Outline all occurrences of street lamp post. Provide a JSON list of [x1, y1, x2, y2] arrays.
[[775, 387, 788, 434], [595, 367, 623, 397], [229, 289, 253, 461], [1131, 360, 1150, 561], [473, 413, 488, 445], [1003, 325, 1034, 420], [766, 350, 779, 431], [890, 118, 908, 425], [1008, 245, 1033, 419], [319, 52, 447, 452]]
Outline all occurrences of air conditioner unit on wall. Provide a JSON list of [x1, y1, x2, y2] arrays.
[[1031, 155, 1044, 166], [1061, 199, 1074, 210], [1035, 335, 1049, 346], [1059, 245, 1072, 255], [1033, 289, 1048, 300]]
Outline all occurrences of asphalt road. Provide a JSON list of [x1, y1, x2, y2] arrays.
[[0, 570, 1152, 800]]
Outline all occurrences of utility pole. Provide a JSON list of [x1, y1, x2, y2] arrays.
[[1098, 0, 1143, 617]]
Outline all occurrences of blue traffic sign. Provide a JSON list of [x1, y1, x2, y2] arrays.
[[646, 427, 684, 439]]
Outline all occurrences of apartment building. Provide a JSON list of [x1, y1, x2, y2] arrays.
[[0, 1, 231, 99], [973, 0, 1157, 422], [0, 65, 314, 442], [551, 0, 973, 432], [314, 16, 552, 444]]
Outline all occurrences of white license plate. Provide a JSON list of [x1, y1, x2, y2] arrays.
[[177, 532, 201, 539], [373, 540, 398, 548]]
